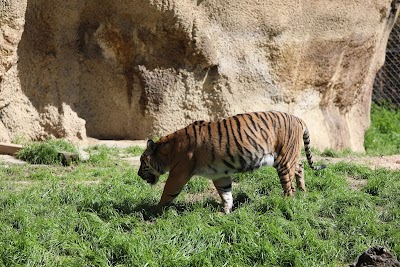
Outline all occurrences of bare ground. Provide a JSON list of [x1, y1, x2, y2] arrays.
[[313, 155, 400, 171]]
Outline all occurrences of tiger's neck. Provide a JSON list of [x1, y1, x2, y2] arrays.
[[155, 135, 176, 173]]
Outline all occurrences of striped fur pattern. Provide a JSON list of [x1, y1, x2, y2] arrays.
[[138, 111, 326, 214]]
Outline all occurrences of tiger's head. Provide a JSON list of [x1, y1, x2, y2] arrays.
[[138, 140, 164, 185]]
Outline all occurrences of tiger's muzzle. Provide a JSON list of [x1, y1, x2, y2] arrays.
[[138, 166, 157, 185]]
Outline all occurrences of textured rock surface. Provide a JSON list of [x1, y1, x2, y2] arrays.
[[0, 0, 399, 150], [349, 247, 400, 267]]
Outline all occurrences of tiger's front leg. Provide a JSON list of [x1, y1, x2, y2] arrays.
[[158, 169, 192, 209], [213, 177, 233, 214]]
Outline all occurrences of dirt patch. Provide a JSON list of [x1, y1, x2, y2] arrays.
[[312, 154, 400, 191], [0, 155, 26, 164], [5, 180, 36, 192], [80, 138, 147, 149], [313, 155, 400, 171], [346, 176, 368, 190]]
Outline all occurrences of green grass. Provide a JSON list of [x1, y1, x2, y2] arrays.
[[16, 139, 79, 165], [0, 148, 399, 266], [2, 103, 399, 266], [319, 147, 361, 158], [124, 146, 145, 156], [364, 104, 400, 155]]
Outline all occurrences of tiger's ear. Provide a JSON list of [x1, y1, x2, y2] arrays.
[[147, 140, 157, 153]]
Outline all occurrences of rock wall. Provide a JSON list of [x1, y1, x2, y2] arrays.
[[0, 0, 399, 150]]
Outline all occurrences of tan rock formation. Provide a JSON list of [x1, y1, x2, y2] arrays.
[[0, 0, 398, 151]]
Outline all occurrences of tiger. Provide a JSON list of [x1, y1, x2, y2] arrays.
[[138, 111, 326, 214]]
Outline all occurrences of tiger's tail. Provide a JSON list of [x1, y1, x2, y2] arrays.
[[303, 127, 326, 171]]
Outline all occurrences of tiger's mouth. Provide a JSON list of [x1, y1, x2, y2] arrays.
[[138, 171, 157, 185], [145, 174, 157, 185]]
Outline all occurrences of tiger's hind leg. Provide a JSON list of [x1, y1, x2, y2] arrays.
[[213, 177, 233, 214], [277, 164, 296, 197], [295, 162, 306, 192]]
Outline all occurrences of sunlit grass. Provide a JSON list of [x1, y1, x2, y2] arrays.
[[364, 104, 400, 155], [0, 152, 399, 266], [16, 139, 79, 165]]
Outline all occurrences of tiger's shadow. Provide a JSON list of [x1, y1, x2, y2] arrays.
[[132, 192, 251, 221]]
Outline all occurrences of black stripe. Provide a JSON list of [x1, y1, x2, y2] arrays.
[[222, 159, 235, 169], [244, 130, 259, 153], [260, 128, 268, 140], [276, 113, 282, 129], [185, 127, 191, 151], [278, 168, 289, 177], [238, 156, 247, 171], [226, 144, 235, 163], [233, 118, 252, 157], [208, 164, 217, 173], [304, 136, 310, 143], [271, 112, 280, 128], [275, 136, 298, 168], [265, 112, 275, 128], [233, 116, 244, 142], [234, 117, 253, 161], [217, 121, 223, 148], [246, 113, 259, 133], [208, 123, 215, 162], [211, 144, 216, 163], [223, 119, 229, 144], [223, 119, 235, 163], [241, 114, 257, 138], [192, 123, 198, 144], [230, 118, 244, 154], [208, 123, 212, 140], [219, 184, 232, 190], [281, 142, 297, 167], [240, 115, 262, 153], [281, 113, 289, 143], [243, 145, 253, 156], [258, 112, 271, 131], [185, 127, 190, 142]]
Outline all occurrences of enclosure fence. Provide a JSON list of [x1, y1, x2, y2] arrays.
[[373, 18, 400, 108]]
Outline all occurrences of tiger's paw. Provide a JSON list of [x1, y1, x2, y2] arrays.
[[223, 207, 231, 214]]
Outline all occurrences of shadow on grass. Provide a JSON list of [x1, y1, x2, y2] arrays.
[[130, 192, 251, 220], [78, 192, 252, 222], [233, 192, 252, 211]]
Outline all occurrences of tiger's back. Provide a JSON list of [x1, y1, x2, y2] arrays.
[[138, 111, 325, 214], [183, 112, 305, 179]]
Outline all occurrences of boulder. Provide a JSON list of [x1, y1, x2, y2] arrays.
[[350, 247, 400, 267], [0, 0, 399, 151]]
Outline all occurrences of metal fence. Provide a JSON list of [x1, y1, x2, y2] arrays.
[[372, 18, 400, 108]]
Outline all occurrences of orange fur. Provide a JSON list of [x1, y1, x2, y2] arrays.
[[138, 111, 325, 213]]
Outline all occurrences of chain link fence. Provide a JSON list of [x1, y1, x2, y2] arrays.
[[372, 18, 400, 108]]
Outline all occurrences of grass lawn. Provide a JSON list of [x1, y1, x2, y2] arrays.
[[0, 104, 399, 266], [0, 143, 399, 267]]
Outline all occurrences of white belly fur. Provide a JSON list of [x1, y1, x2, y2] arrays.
[[195, 153, 276, 180], [260, 153, 275, 167]]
